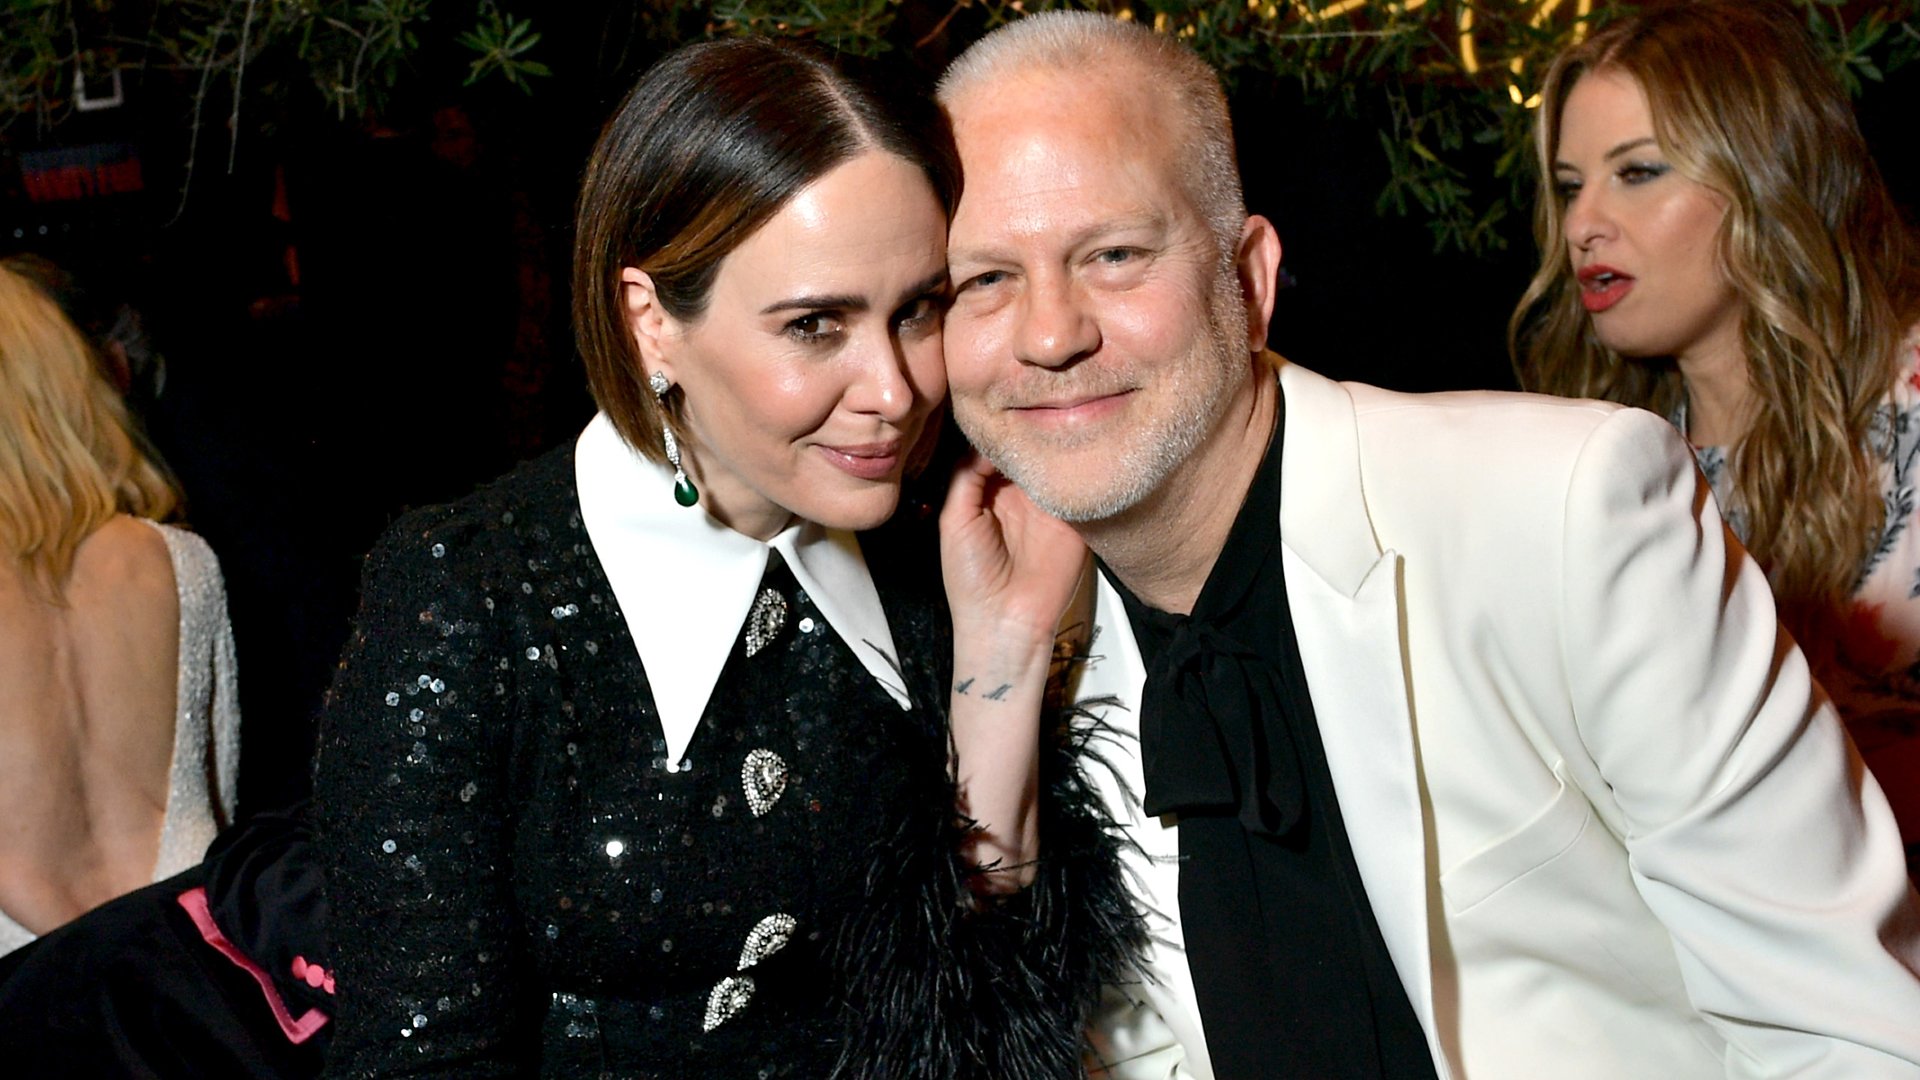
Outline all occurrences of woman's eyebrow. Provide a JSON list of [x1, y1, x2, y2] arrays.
[[762, 269, 949, 315], [761, 292, 865, 315], [1603, 136, 1657, 160], [1555, 136, 1658, 172]]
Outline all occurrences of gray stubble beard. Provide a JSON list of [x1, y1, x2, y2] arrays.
[[962, 287, 1249, 525]]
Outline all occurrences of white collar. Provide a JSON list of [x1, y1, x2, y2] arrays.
[[574, 413, 910, 768]]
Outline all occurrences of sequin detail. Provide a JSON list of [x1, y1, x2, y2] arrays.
[[703, 975, 754, 1032], [743, 588, 787, 658], [737, 913, 796, 971], [552, 991, 599, 1039], [137, 521, 240, 906], [742, 749, 787, 818], [311, 445, 951, 1075]]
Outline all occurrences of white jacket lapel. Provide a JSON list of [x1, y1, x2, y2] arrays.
[[1277, 360, 1453, 1078]]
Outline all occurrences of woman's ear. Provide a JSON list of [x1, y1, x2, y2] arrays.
[[620, 267, 677, 384]]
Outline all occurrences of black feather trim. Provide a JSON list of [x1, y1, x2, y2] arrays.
[[827, 690, 1147, 1079]]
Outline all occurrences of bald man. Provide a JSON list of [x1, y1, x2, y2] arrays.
[[937, 12, 1920, 1080]]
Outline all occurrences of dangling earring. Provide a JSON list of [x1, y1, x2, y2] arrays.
[[649, 371, 699, 507]]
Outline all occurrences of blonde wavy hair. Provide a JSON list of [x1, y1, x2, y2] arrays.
[[1511, 0, 1920, 617], [0, 263, 178, 602]]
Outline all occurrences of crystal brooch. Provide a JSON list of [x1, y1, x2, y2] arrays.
[[737, 913, 796, 971], [703, 975, 754, 1032], [741, 748, 787, 818], [743, 588, 787, 658]]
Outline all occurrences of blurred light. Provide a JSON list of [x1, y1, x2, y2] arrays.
[[1459, 5, 1479, 74], [1302, 0, 1368, 20]]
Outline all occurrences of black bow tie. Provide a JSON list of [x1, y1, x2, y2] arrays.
[[1138, 620, 1304, 837]]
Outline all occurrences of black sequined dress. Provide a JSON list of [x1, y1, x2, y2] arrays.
[[315, 446, 1138, 1079]]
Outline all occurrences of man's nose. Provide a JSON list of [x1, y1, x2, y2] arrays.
[[1014, 275, 1099, 368]]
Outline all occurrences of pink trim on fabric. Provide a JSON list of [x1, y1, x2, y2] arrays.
[[176, 886, 330, 1044]]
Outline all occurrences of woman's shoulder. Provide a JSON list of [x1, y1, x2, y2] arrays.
[[367, 442, 580, 579], [1864, 330, 1920, 467], [71, 515, 176, 599], [1878, 325, 1920, 406], [135, 517, 206, 556], [134, 519, 224, 592]]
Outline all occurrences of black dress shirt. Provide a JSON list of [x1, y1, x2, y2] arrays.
[[1106, 400, 1437, 1080]]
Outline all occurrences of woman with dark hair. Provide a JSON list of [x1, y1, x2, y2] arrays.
[[1512, 0, 1920, 869], [0, 36, 1137, 1080], [309, 36, 1134, 1079]]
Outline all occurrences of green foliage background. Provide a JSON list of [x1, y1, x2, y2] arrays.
[[4, 0, 1916, 253]]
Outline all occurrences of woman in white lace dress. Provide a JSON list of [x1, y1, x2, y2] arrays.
[[1511, 1, 1920, 871], [0, 262, 239, 956]]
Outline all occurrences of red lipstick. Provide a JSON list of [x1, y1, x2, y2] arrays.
[[1577, 264, 1634, 313]]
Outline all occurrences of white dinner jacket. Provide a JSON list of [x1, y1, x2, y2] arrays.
[[1079, 359, 1920, 1080]]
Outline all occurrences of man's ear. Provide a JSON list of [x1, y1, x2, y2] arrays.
[[1234, 215, 1283, 353], [620, 266, 678, 383]]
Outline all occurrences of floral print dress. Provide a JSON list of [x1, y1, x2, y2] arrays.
[[1690, 328, 1920, 867]]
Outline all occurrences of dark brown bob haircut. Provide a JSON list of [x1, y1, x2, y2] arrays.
[[573, 37, 960, 462]]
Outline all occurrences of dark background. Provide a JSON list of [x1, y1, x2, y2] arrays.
[[3, 6, 1916, 811]]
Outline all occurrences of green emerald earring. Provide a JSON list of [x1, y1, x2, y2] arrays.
[[649, 371, 698, 507]]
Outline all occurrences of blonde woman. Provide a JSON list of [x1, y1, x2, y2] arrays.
[[0, 262, 238, 956], [1512, 0, 1920, 867]]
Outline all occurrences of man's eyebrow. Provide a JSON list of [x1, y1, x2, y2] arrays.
[[947, 244, 1010, 270], [949, 213, 1169, 266]]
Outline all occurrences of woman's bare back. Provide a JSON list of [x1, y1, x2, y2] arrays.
[[0, 514, 179, 935]]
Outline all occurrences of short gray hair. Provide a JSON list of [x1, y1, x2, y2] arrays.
[[938, 10, 1246, 261]]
